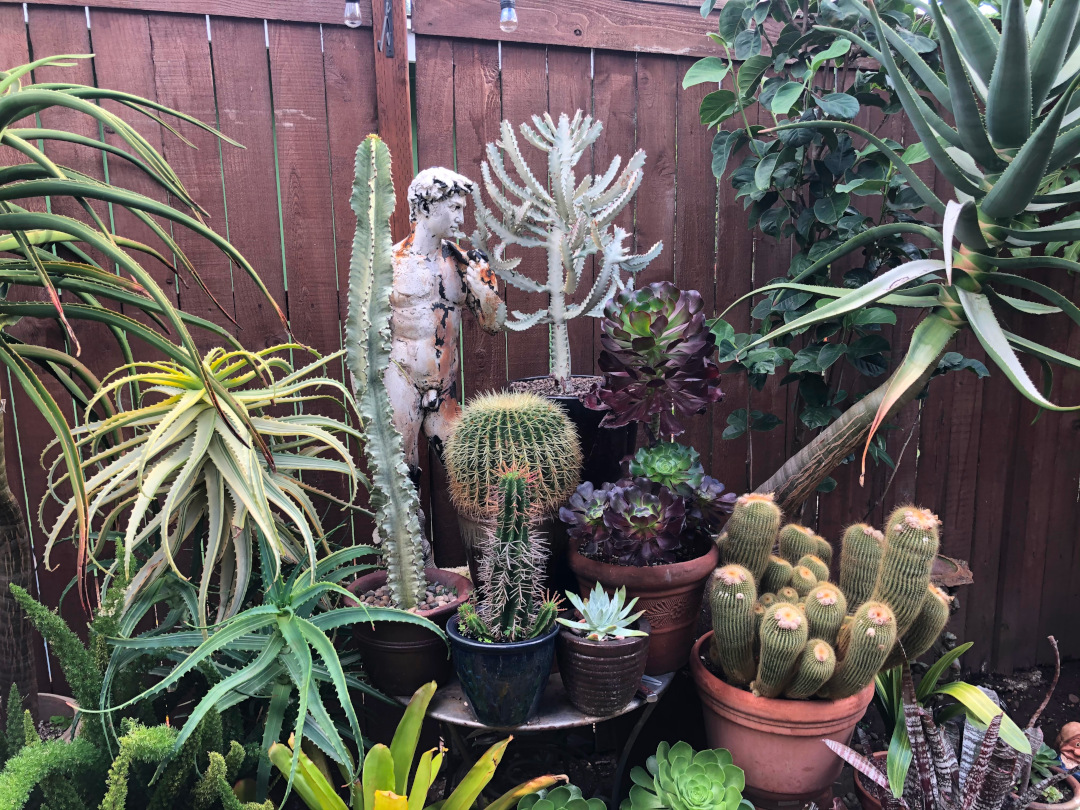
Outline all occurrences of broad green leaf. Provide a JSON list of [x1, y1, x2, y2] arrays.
[[887, 712, 911, 798], [711, 130, 745, 179], [390, 682, 437, 794], [755, 153, 779, 190], [737, 54, 771, 99], [718, 0, 748, 44], [363, 745, 396, 810], [814, 93, 859, 119], [683, 57, 729, 88], [701, 0, 717, 18], [734, 27, 762, 60], [268, 743, 349, 810], [484, 776, 567, 810], [813, 193, 850, 224], [809, 38, 851, 74], [917, 641, 973, 702], [700, 90, 740, 126], [769, 81, 804, 115], [934, 682, 1030, 754], [440, 739, 509, 810]]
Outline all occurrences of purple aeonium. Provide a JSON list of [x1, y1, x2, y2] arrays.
[[603, 478, 687, 566]]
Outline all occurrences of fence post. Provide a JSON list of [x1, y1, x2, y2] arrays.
[[370, 0, 414, 239]]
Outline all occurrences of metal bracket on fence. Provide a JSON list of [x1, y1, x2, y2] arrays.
[[378, 0, 395, 58]]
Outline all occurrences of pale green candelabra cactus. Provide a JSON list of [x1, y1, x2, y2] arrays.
[[346, 135, 426, 609], [471, 110, 662, 385]]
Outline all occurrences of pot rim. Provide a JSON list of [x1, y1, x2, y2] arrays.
[[1016, 767, 1080, 810], [447, 614, 559, 651], [568, 540, 720, 587], [689, 631, 875, 735], [509, 373, 603, 403], [345, 568, 472, 621]]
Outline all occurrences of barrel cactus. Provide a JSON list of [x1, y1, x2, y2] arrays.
[[445, 391, 582, 521], [761, 555, 793, 594], [871, 506, 940, 636], [708, 565, 758, 686], [621, 742, 749, 810], [784, 640, 836, 700], [778, 524, 818, 567], [719, 493, 781, 581], [752, 603, 808, 698], [823, 601, 897, 699], [839, 523, 884, 611]]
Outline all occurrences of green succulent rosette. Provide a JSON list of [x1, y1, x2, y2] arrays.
[[628, 442, 705, 495], [621, 742, 752, 810], [520, 785, 607, 810]]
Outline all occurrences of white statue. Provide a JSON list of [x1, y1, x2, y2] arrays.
[[387, 168, 505, 483]]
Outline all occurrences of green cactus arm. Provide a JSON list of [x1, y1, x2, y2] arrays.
[[345, 135, 425, 610]]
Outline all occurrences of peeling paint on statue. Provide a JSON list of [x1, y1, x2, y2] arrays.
[[386, 167, 505, 487]]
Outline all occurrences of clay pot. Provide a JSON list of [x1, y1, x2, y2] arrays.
[[690, 632, 875, 810], [346, 568, 471, 696], [447, 615, 559, 727], [555, 617, 651, 716], [568, 541, 718, 674], [1020, 769, 1080, 810], [38, 693, 79, 741]]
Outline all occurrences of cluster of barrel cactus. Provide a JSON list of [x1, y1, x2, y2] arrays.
[[709, 493, 950, 700]]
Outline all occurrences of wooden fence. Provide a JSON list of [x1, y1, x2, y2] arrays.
[[1, 0, 1077, 683]]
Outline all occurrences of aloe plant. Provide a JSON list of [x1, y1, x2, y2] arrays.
[[0, 55, 286, 710], [725, 0, 1080, 511]]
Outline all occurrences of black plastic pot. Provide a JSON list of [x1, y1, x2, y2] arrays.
[[447, 615, 558, 727]]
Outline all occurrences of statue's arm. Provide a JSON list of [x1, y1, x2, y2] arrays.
[[457, 247, 505, 334]]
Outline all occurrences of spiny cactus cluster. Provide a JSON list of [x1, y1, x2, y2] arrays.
[[709, 494, 950, 700], [458, 466, 560, 643]]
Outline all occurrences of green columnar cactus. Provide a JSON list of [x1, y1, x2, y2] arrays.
[[822, 601, 897, 699], [778, 524, 818, 566], [720, 493, 781, 580], [758, 593, 777, 608], [784, 640, 837, 699], [462, 467, 559, 642], [839, 523, 885, 611], [776, 586, 800, 604], [752, 604, 808, 697], [444, 391, 582, 521], [708, 564, 758, 685], [798, 554, 829, 583], [883, 584, 951, 669], [803, 583, 847, 646], [761, 555, 793, 593], [346, 135, 425, 609], [752, 602, 766, 637], [814, 537, 833, 569], [788, 566, 817, 598], [871, 507, 941, 636]]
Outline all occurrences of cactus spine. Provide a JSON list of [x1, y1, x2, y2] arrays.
[[778, 524, 817, 566], [444, 392, 582, 520], [784, 640, 837, 699], [871, 507, 940, 636], [839, 524, 884, 612], [776, 586, 800, 604], [803, 583, 847, 645], [752, 604, 808, 698], [346, 135, 425, 609], [761, 555, 794, 594], [708, 564, 758, 685], [883, 584, 951, 669], [822, 601, 897, 699], [798, 555, 829, 583], [722, 493, 782, 580]]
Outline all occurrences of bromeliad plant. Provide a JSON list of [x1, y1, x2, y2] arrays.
[[42, 344, 364, 628], [470, 111, 662, 387], [557, 583, 647, 642], [718, 0, 1080, 511]]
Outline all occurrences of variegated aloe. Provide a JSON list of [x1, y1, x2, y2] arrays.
[[42, 345, 363, 628], [734, 0, 1080, 510], [471, 111, 662, 386]]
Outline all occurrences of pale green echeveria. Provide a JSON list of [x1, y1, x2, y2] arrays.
[[520, 784, 607, 810], [557, 582, 647, 641], [621, 742, 752, 810]]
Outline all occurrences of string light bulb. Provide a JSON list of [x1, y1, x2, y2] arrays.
[[344, 1, 363, 28], [499, 0, 518, 33]]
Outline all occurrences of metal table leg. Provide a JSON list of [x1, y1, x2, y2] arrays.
[[610, 698, 661, 810]]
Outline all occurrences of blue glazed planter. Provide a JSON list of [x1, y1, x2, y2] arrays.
[[447, 615, 558, 727]]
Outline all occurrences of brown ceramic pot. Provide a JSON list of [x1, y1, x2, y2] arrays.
[[346, 568, 471, 696], [568, 540, 717, 675], [555, 617, 651, 716], [690, 632, 875, 810], [38, 693, 79, 741]]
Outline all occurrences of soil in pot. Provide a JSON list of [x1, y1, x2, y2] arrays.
[[556, 617, 650, 716], [447, 615, 558, 727], [690, 631, 875, 810], [346, 568, 471, 696], [1019, 769, 1080, 810], [37, 693, 78, 742], [568, 540, 718, 675]]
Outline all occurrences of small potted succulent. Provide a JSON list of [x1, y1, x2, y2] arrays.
[[520, 785, 606, 810], [555, 583, 650, 717], [620, 741, 751, 810], [562, 285, 732, 674], [448, 466, 562, 727]]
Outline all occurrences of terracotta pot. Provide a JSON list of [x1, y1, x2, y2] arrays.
[[555, 617, 651, 717], [38, 693, 79, 741], [1021, 769, 1080, 810], [690, 632, 875, 810], [852, 751, 889, 810], [346, 568, 471, 696], [568, 541, 718, 675]]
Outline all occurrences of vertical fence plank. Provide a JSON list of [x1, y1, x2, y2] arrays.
[[369, 0, 412, 239], [631, 54, 676, 288]]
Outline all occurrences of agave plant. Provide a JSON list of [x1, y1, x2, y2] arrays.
[[620, 741, 751, 810], [557, 582, 646, 641], [42, 345, 364, 627], [726, 0, 1080, 509], [587, 282, 723, 439]]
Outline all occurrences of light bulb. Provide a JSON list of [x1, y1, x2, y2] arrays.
[[499, 0, 518, 33], [344, 1, 363, 28]]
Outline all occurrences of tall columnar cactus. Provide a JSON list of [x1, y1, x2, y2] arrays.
[[871, 506, 940, 636], [778, 524, 818, 567], [752, 604, 807, 698], [823, 601, 897, 699], [883, 584, 952, 669], [784, 640, 837, 700], [788, 566, 817, 598], [814, 537, 833, 569], [459, 467, 558, 642], [720, 493, 781, 580], [444, 391, 582, 521], [839, 523, 884, 611], [803, 583, 847, 646], [708, 565, 758, 686], [346, 135, 425, 609], [471, 111, 662, 385], [761, 555, 794, 594], [799, 555, 829, 583]]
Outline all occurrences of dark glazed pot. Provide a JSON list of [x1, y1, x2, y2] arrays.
[[447, 615, 558, 727], [555, 617, 650, 716], [568, 541, 719, 675], [346, 569, 471, 696]]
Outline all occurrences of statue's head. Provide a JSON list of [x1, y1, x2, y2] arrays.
[[408, 167, 474, 240]]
